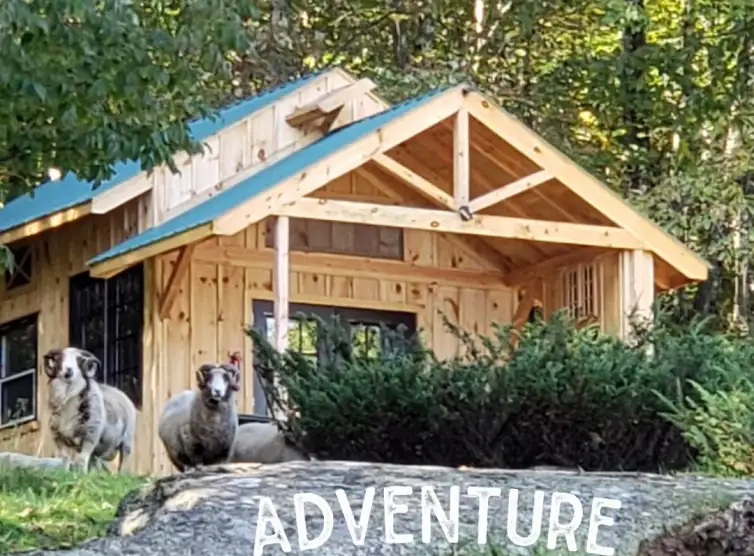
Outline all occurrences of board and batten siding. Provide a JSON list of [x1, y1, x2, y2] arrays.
[[0, 199, 153, 473], [153, 71, 387, 225], [148, 173, 519, 476]]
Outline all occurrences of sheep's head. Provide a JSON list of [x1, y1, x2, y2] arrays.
[[196, 363, 241, 407], [43, 347, 100, 385]]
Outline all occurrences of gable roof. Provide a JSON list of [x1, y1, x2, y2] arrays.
[[87, 86, 454, 270], [0, 70, 328, 240], [86, 83, 710, 288]]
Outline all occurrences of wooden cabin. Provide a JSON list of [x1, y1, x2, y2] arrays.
[[0, 68, 710, 476]]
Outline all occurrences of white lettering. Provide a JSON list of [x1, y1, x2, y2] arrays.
[[466, 486, 502, 544], [384, 486, 413, 544], [253, 496, 292, 556], [507, 489, 545, 547], [546, 492, 584, 551], [420, 486, 460, 543], [586, 497, 621, 555], [293, 493, 334, 551], [336, 488, 376, 546]]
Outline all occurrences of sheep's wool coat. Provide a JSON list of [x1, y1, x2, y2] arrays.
[[48, 372, 106, 454], [158, 390, 238, 471]]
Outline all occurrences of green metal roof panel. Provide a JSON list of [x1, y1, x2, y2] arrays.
[[87, 85, 453, 267], [0, 71, 327, 235]]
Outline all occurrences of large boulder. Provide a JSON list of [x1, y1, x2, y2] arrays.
[[11, 461, 754, 555]]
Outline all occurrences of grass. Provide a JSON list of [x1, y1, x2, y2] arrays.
[[0, 466, 149, 553]]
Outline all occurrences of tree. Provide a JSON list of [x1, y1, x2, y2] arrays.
[[0, 0, 257, 202]]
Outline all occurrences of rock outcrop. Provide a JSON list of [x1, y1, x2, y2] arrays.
[[10, 461, 754, 555], [0, 452, 67, 470]]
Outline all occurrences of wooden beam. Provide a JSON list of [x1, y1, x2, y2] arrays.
[[0, 202, 91, 244], [91, 175, 153, 215], [273, 216, 290, 351], [454, 107, 470, 215], [355, 167, 513, 276], [271, 198, 645, 250], [464, 92, 710, 282], [371, 154, 456, 210], [158, 244, 195, 319], [272, 215, 290, 421], [88, 223, 213, 279], [192, 244, 509, 288], [620, 249, 655, 342], [212, 86, 468, 236], [286, 78, 377, 128], [468, 170, 554, 214], [506, 247, 609, 286]]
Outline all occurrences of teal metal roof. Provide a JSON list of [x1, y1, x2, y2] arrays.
[[87, 85, 453, 267], [0, 71, 327, 235]]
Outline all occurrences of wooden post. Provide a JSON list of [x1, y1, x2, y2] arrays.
[[454, 106, 470, 219], [273, 215, 290, 351], [272, 215, 290, 420], [620, 249, 654, 344]]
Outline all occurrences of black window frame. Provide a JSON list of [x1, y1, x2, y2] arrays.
[[69, 264, 144, 408], [250, 300, 417, 417], [0, 313, 38, 429]]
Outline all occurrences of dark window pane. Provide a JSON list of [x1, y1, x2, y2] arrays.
[[265, 218, 403, 260], [69, 264, 143, 409], [1, 373, 34, 425], [5, 322, 37, 375]]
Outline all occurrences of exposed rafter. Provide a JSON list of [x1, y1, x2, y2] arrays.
[[371, 154, 455, 210], [453, 106, 471, 220], [468, 170, 554, 214]]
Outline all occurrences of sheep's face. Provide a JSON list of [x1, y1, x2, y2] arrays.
[[43, 347, 99, 388], [196, 363, 241, 407]]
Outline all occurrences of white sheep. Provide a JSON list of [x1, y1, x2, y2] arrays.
[[228, 422, 307, 464], [43, 347, 107, 472], [158, 362, 241, 472], [90, 382, 137, 472], [43, 347, 138, 473]]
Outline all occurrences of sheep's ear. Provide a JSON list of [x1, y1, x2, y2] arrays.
[[226, 364, 241, 391], [43, 349, 62, 378], [78, 351, 101, 379], [196, 364, 214, 388]]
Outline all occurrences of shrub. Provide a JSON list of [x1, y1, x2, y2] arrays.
[[657, 379, 754, 477], [247, 309, 754, 472]]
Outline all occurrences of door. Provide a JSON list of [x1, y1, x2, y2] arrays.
[[250, 301, 417, 416]]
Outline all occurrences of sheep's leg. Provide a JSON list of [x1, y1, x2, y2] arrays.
[[117, 443, 131, 473], [73, 440, 98, 473]]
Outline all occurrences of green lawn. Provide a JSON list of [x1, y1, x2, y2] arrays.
[[0, 467, 149, 553]]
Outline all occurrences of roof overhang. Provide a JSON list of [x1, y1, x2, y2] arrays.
[[86, 85, 711, 292], [0, 70, 339, 245]]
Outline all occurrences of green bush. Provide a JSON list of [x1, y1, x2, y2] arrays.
[[247, 309, 754, 472], [657, 379, 754, 477]]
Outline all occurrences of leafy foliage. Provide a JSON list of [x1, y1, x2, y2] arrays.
[[249, 310, 754, 472], [0, 0, 256, 200], [657, 380, 754, 477]]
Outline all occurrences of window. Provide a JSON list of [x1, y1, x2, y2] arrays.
[[250, 301, 416, 416], [265, 218, 403, 260], [4, 244, 33, 291], [0, 314, 37, 428], [560, 262, 600, 322], [69, 264, 144, 408]]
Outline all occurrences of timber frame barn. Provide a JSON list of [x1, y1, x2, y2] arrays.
[[0, 68, 710, 476]]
